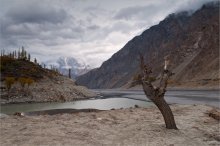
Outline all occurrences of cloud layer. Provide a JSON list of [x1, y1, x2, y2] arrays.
[[0, 0, 211, 67]]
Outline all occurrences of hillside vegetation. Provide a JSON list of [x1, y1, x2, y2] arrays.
[[0, 51, 96, 104], [1, 56, 59, 81]]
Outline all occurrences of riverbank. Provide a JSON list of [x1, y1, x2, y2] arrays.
[[0, 104, 219, 145], [126, 84, 220, 91], [0, 76, 97, 104]]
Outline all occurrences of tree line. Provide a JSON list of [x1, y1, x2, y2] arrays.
[[0, 47, 61, 72], [1, 46, 38, 64]]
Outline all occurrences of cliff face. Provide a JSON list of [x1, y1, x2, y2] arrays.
[[76, 2, 219, 89]]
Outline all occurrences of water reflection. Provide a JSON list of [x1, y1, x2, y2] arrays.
[[1, 89, 219, 115], [1, 98, 152, 114]]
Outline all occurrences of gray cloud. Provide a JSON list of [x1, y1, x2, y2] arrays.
[[113, 5, 156, 20], [113, 0, 211, 23], [0, 0, 212, 67], [6, 5, 67, 24], [87, 25, 100, 30]]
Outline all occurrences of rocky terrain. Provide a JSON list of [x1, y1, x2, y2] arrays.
[[0, 56, 96, 104], [1, 76, 96, 104], [0, 104, 219, 145], [76, 2, 219, 89]]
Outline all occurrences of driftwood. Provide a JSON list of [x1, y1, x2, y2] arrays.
[[139, 54, 178, 129]]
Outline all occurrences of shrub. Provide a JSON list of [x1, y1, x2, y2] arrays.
[[18, 77, 35, 89], [26, 78, 34, 88], [5, 77, 15, 91], [18, 77, 27, 88]]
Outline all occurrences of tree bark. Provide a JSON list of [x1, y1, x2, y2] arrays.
[[151, 97, 177, 129], [139, 54, 178, 129]]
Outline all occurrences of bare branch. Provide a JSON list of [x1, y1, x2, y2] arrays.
[[159, 55, 173, 95], [139, 54, 155, 100]]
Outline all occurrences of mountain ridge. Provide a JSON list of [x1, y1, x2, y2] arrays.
[[76, 1, 219, 89]]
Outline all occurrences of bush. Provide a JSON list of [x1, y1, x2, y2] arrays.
[[18, 77, 35, 89], [18, 77, 27, 88], [26, 78, 34, 88], [5, 77, 15, 91]]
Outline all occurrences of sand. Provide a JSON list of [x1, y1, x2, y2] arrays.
[[0, 104, 219, 146]]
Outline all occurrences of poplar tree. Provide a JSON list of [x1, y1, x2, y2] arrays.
[[15, 50, 17, 58], [18, 48, 21, 59], [34, 58, 37, 64], [28, 54, 31, 61]]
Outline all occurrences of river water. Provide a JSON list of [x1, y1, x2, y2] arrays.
[[1, 89, 219, 115]]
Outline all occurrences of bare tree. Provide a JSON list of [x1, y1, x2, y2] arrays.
[[139, 54, 178, 129]]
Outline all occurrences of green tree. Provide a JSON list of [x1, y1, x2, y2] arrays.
[[24, 50, 27, 60], [21, 46, 25, 59]]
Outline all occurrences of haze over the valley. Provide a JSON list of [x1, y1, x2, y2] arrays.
[[0, 0, 211, 67]]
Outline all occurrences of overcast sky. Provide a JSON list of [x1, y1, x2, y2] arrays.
[[0, 0, 211, 67]]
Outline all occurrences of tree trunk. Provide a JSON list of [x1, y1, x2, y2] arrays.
[[152, 97, 178, 129], [139, 54, 178, 129], [141, 81, 178, 129]]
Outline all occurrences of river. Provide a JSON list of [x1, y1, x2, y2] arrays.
[[0, 89, 219, 115]]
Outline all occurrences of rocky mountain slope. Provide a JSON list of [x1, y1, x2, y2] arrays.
[[76, 2, 219, 89], [0, 56, 96, 104]]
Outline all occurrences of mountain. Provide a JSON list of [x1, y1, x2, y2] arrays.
[[53, 57, 91, 79], [76, 1, 219, 89]]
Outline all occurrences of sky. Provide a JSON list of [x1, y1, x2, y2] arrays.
[[0, 0, 211, 68]]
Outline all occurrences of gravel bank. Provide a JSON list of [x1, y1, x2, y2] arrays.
[[1, 76, 96, 104], [0, 104, 219, 146]]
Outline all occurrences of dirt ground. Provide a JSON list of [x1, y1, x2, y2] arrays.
[[0, 104, 219, 146]]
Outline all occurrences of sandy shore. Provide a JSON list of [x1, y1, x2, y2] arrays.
[[0, 104, 219, 146]]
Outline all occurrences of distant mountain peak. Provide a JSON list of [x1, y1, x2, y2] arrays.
[[46, 56, 91, 79]]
